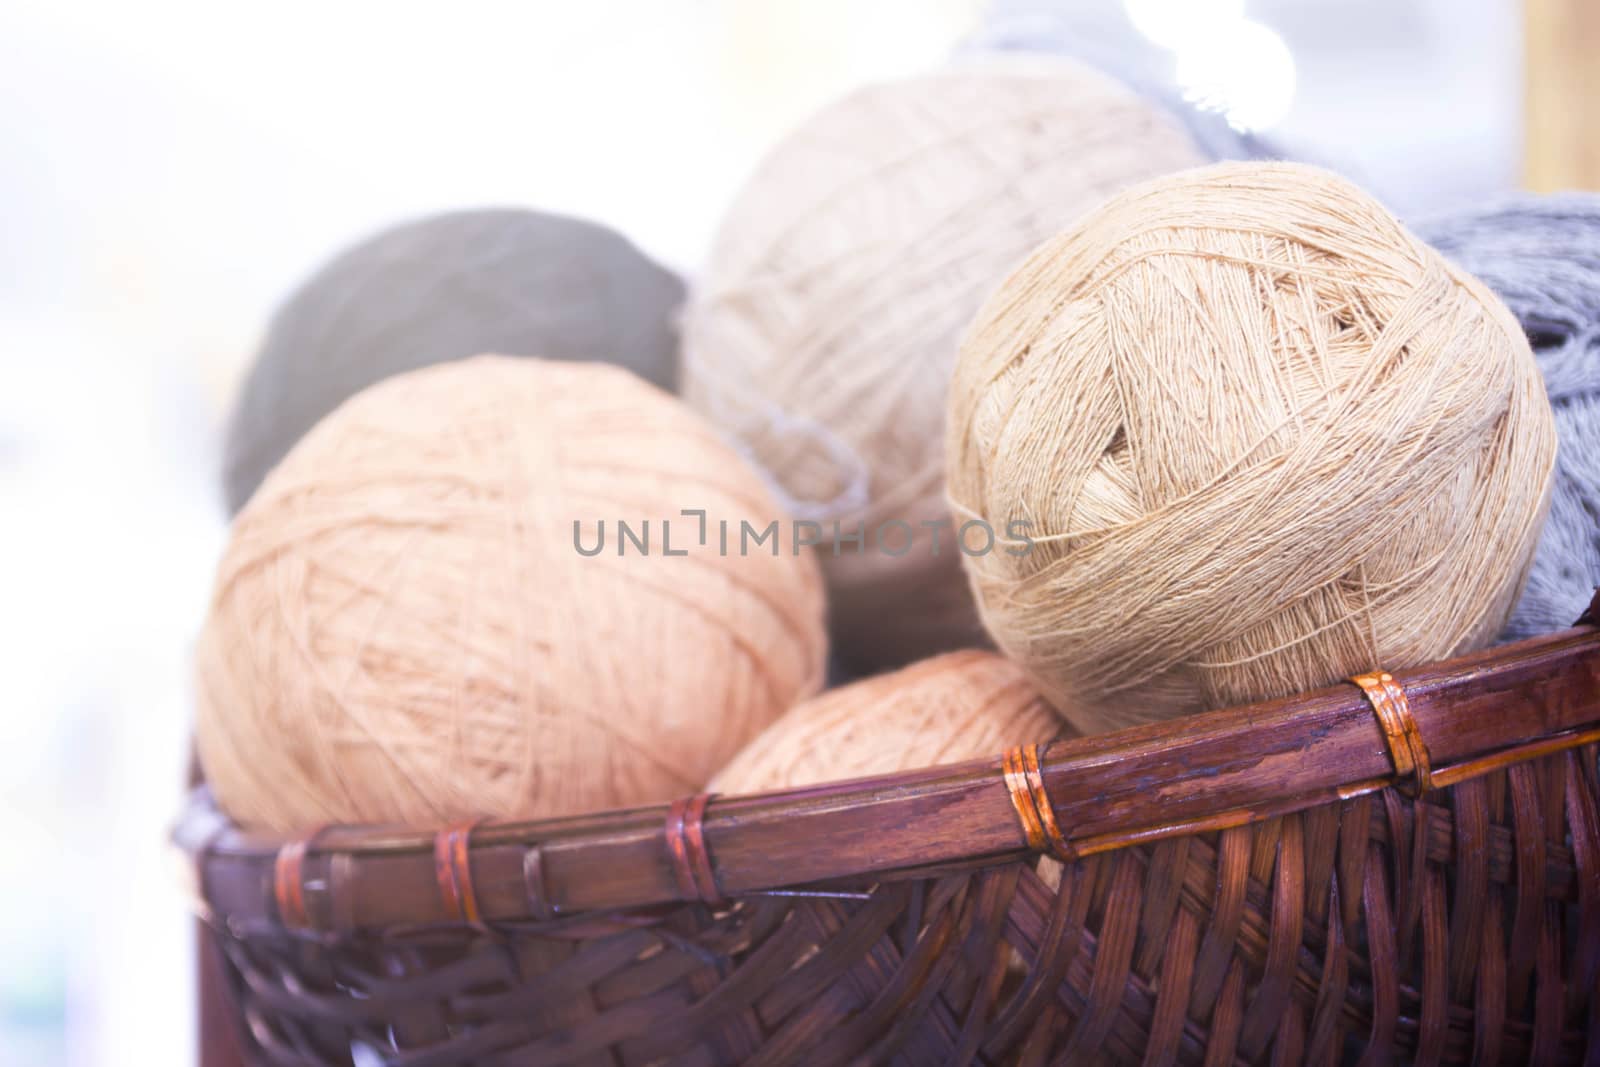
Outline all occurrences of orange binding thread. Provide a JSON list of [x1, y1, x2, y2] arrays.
[[665, 793, 724, 906], [273, 837, 315, 931], [523, 847, 555, 922], [1003, 743, 1074, 861], [1350, 670, 1433, 796], [434, 821, 484, 925]]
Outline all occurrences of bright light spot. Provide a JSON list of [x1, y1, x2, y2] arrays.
[[1174, 18, 1297, 132], [1123, 0, 1245, 51]]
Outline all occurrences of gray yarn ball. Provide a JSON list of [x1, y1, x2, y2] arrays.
[[223, 208, 685, 514], [960, 1, 1278, 163], [1419, 194, 1600, 640]]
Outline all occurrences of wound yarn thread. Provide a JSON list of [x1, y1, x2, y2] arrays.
[[709, 650, 1066, 795], [948, 162, 1558, 734], [682, 56, 1220, 672], [1419, 194, 1600, 639], [223, 208, 685, 514], [197, 356, 827, 830], [959, 2, 1280, 163]]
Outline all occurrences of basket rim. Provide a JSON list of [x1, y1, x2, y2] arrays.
[[176, 616, 1600, 933]]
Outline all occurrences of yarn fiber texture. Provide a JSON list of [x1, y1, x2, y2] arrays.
[[223, 208, 685, 514], [197, 356, 827, 831], [709, 650, 1064, 795], [960, 2, 1278, 163], [681, 57, 1215, 673], [948, 162, 1557, 734], [1419, 194, 1600, 640]]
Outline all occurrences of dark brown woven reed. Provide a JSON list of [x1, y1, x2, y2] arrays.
[[178, 596, 1600, 1066]]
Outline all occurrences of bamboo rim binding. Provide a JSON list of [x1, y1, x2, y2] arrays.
[[1003, 743, 1074, 861], [1002, 667, 1440, 859], [272, 832, 323, 932], [434, 820, 486, 927], [666, 793, 724, 906], [1350, 670, 1434, 796]]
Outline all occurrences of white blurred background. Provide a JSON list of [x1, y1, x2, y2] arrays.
[[0, 1, 1521, 1063]]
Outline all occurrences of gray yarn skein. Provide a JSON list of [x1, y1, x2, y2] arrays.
[[959, 1, 1278, 163], [223, 208, 685, 514], [1419, 194, 1600, 640]]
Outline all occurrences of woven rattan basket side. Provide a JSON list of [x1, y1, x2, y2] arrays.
[[177, 595, 1600, 1066]]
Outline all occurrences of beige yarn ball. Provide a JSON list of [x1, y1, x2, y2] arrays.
[[947, 162, 1557, 734], [196, 356, 827, 830], [709, 650, 1066, 794], [681, 57, 1213, 672]]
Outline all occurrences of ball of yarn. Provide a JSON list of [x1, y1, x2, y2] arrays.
[[681, 57, 1217, 672], [960, 3, 1279, 163], [196, 356, 827, 830], [709, 650, 1065, 794], [1418, 194, 1600, 640], [947, 161, 1557, 734], [223, 208, 685, 514]]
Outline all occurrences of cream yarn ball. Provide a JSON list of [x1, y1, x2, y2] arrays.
[[196, 356, 827, 830], [681, 57, 1214, 672], [710, 650, 1065, 794], [947, 162, 1557, 734]]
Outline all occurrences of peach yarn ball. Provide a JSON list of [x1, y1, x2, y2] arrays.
[[948, 162, 1557, 734], [196, 356, 827, 830], [681, 57, 1213, 673], [709, 650, 1066, 794]]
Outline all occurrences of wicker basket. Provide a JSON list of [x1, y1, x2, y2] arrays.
[[176, 592, 1600, 1066]]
